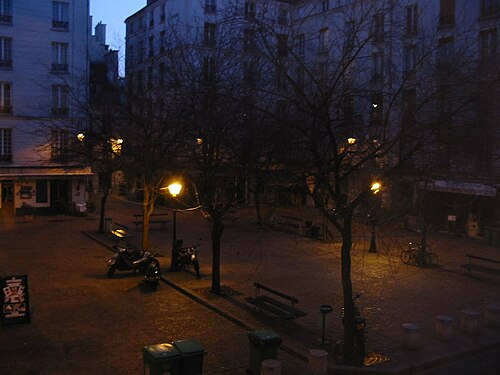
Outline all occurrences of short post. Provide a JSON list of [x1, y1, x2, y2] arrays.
[[460, 309, 480, 334], [307, 349, 328, 375], [435, 315, 455, 341], [401, 323, 422, 349], [261, 359, 281, 375], [485, 304, 500, 327], [319, 305, 333, 345]]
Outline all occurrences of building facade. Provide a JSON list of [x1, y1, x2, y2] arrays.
[[0, 1, 117, 220], [123, 0, 499, 237]]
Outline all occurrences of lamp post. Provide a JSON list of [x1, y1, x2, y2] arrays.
[[368, 182, 381, 254], [166, 182, 182, 271]]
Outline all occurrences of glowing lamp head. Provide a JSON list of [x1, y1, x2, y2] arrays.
[[371, 182, 381, 194], [167, 182, 182, 197], [77, 133, 85, 142]]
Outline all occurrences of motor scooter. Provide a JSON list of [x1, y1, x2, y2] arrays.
[[174, 240, 201, 278], [107, 245, 161, 282]]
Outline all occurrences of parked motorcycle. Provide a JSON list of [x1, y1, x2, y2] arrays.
[[107, 246, 161, 288], [175, 241, 201, 278]]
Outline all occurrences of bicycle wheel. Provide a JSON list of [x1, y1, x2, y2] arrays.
[[426, 252, 438, 266], [400, 250, 412, 264]]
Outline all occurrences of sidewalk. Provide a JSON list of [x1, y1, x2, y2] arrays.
[[86, 195, 500, 373]]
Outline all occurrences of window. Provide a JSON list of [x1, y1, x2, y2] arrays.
[[52, 2, 69, 30], [138, 41, 144, 62], [0, 37, 12, 68], [243, 61, 256, 86], [136, 70, 143, 92], [405, 4, 418, 35], [317, 61, 327, 82], [52, 42, 68, 72], [319, 28, 328, 53], [322, 0, 330, 12], [403, 44, 417, 74], [437, 37, 454, 66], [204, 22, 216, 48], [481, 0, 500, 17], [36, 180, 48, 203], [296, 66, 305, 88], [159, 31, 165, 53], [0, 0, 11, 24], [243, 29, 256, 52], [245, 1, 256, 19], [0, 82, 11, 113], [278, 8, 288, 25], [147, 66, 153, 90], [341, 95, 353, 125], [370, 92, 383, 126], [439, 0, 455, 27], [402, 88, 416, 124], [480, 28, 497, 69], [128, 45, 135, 67], [372, 51, 383, 81], [373, 12, 384, 42], [277, 34, 287, 57], [149, 11, 154, 28], [205, 0, 216, 14], [275, 67, 286, 89], [203, 56, 216, 82], [0, 128, 12, 162], [296, 33, 305, 56], [51, 129, 69, 159], [160, 5, 166, 22], [51, 85, 69, 116], [148, 36, 155, 58], [159, 62, 165, 87]]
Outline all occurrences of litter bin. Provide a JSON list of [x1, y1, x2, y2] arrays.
[[142, 343, 181, 375], [483, 227, 493, 246], [247, 329, 282, 375], [104, 217, 112, 232], [172, 339, 206, 375], [490, 227, 500, 247]]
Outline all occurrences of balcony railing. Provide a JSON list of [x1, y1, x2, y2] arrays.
[[52, 21, 69, 30], [51, 63, 68, 72], [0, 14, 12, 24]]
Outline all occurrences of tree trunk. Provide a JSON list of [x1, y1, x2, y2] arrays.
[[210, 211, 224, 295], [98, 191, 109, 233], [340, 215, 360, 366], [141, 188, 154, 250]]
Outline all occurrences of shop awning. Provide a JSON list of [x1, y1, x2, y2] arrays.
[[421, 179, 497, 197], [0, 166, 92, 178]]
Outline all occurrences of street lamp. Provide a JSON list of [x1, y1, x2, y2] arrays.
[[166, 182, 182, 271], [368, 181, 381, 253]]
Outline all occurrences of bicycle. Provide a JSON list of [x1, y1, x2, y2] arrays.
[[400, 242, 438, 267]]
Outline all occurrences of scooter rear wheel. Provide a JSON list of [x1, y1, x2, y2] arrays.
[[400, 250, 411, 264], [107, 265, 116, 278]]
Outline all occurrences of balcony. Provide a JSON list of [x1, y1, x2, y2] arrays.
[[0, 154, 12, 163], [52, 21, 69, 30], [204, 5, 216, 14], [51, 63, 68, 72], [52, 107, 69, 117], [0, 14, 12, 24], [0, 59, 12, 68], [0, 105, 12, 114]]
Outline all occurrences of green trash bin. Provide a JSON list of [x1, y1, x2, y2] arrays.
[[172, 339, 206, 375], [247, 329, 283, 375], [142, 343, 181, 375]]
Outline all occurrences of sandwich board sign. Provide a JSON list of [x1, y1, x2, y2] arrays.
[[1, 275, 30, 326]]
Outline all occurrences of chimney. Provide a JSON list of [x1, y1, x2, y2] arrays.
[[95, 22, 106, 45]]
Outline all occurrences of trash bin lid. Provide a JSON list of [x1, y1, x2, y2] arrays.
[[172, 339, 205, 356], [248, 329, 283, 346], [143, 343, 181, 361]]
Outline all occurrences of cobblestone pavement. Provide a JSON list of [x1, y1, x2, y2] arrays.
[[1, 194, 499, 374]]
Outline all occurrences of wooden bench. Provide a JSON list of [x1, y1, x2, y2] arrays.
[[245, 282, 308, 320], [132, 213, 169, 230], [461, 254, 500, 277]]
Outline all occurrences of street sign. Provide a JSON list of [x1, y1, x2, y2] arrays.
[[1, 275, 30, 326]]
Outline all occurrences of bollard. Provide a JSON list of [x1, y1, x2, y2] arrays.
[[307, 349, 328, 375], [401, 323, 422, 349], [460, 309, 480, 334], [261, 359, 281, 375], [485, 304, 500, 327], [435, 315, 455, 341]]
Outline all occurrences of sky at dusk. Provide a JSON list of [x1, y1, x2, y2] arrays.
[[90, 0, 144, 75]]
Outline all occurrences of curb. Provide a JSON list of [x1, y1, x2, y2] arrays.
[[82, 230, 500, 374]]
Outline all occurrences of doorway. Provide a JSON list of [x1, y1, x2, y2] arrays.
[[50, 179, 71, 214], [1, 181, 14, 215]]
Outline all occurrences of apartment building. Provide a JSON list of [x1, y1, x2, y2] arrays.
[[124, 0, 499, 237], [0, 1, 116, 220]]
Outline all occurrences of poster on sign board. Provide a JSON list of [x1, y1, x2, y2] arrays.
[[1, 275, 31, 326]]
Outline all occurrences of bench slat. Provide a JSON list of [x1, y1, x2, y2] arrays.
[[465, 254, 500, 265], [258, 295, 308, 317], [254, 282, 299, 303], [245, 297, 296, 320]]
